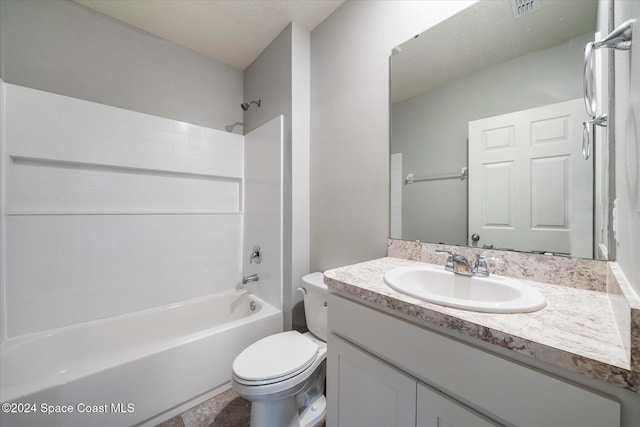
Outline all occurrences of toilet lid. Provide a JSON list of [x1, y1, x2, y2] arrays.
[[233, 331, 319, 383]]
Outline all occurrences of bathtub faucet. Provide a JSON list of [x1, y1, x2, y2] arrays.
[[242, 274, 259, 285]]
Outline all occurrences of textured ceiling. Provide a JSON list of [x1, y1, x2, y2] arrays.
[[391, 0, 598, 103], [74, 0, 344, 70]]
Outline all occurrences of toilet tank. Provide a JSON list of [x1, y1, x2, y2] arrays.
[[301, 272, 328, 341]]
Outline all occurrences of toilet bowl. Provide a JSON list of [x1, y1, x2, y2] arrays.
[[232, 272, 328, 427]]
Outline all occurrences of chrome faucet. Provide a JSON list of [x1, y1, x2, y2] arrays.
[[436, 250, 491, 277], [473, 254, 490, 277], [242, 273, 259, 285]]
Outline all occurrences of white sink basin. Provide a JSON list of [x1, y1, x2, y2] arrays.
[[383, 264, 546, 313]]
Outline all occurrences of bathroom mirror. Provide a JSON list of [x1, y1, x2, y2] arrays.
[[390, 0, 614, 260]]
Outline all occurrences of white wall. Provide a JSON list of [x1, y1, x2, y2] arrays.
[[244, 23, 311, 330], [613, 1, 640, 294], [2, 84, 244, 337], [0, 80, 6, 345], [392, 32, 591, 245], [0, 0, 242, 132], [310, 1, 477, 271], [290, 24, 312, 330]]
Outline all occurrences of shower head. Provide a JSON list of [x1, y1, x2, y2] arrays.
[[241, 99, 261, 111]]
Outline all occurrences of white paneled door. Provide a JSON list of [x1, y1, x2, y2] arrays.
[[468, 99, 592, 258]]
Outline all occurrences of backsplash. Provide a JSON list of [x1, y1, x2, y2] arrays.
[[608, 263, 640, 373], [387, 239, 607, 292]]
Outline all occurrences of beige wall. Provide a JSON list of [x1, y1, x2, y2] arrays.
[[310, 1, 476, 271], [310, 0, 639, 296], [0, 0, 242, 132]]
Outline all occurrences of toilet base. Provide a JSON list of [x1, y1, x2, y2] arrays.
[[299, 394, 326, 427], [249, 394, 326, 427], [250, 395, 299, 427]]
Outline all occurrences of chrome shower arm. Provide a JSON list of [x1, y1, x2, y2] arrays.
[[593, 19, 634, 50]]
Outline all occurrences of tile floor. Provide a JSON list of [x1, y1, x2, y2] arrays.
[[156, 389, 326, 427], [157, 389, 250, 427]]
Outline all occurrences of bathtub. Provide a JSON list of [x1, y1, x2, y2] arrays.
[[0, 290, 282, 427]]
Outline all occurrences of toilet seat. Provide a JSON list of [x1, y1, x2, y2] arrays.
[[233, 331, 319, 386]]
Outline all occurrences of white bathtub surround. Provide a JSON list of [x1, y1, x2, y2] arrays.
[[242, 116, 284, 310], [2, 83, 246, 337], [0, 84, 287, 425], [0, 292, 282, 427]]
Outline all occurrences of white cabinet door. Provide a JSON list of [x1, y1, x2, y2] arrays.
[[327, 334, 417, 427], [417, 382, 500, 427], [468, 98, 592, 257], [329, 294, 621, 427]]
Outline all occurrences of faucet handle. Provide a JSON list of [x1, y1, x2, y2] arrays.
[[474, 254, 489, 277], [477, 253, 502, 263], [435, 249, 455, 272], [250, 245, 262, 264], [473, 253, 500, 277]]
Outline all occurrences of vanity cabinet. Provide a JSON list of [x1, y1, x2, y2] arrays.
[[326, 293, 621, 427], [328, 334, 416, 427], [328, 333, 498, 427], [416, 383, 499, 427]]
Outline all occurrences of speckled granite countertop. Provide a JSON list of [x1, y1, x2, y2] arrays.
[[324, 256, 640, 393]]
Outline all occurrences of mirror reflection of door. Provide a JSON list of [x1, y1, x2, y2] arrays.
[[468, 99, 593, 258], [389, 0, 612, 260]]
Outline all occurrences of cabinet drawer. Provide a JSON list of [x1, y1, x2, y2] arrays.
[[328, 294, 620, 427]]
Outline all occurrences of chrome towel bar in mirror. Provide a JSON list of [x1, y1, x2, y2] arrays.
[[582, 19, 634, 159], [405, 167, 468, 185]]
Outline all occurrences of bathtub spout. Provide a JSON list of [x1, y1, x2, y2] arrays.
[[236, 274, 259, 291], [242, 274, 259, 285]]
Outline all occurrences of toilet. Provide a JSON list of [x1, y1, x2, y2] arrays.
[[232, 272, 328, 427]]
